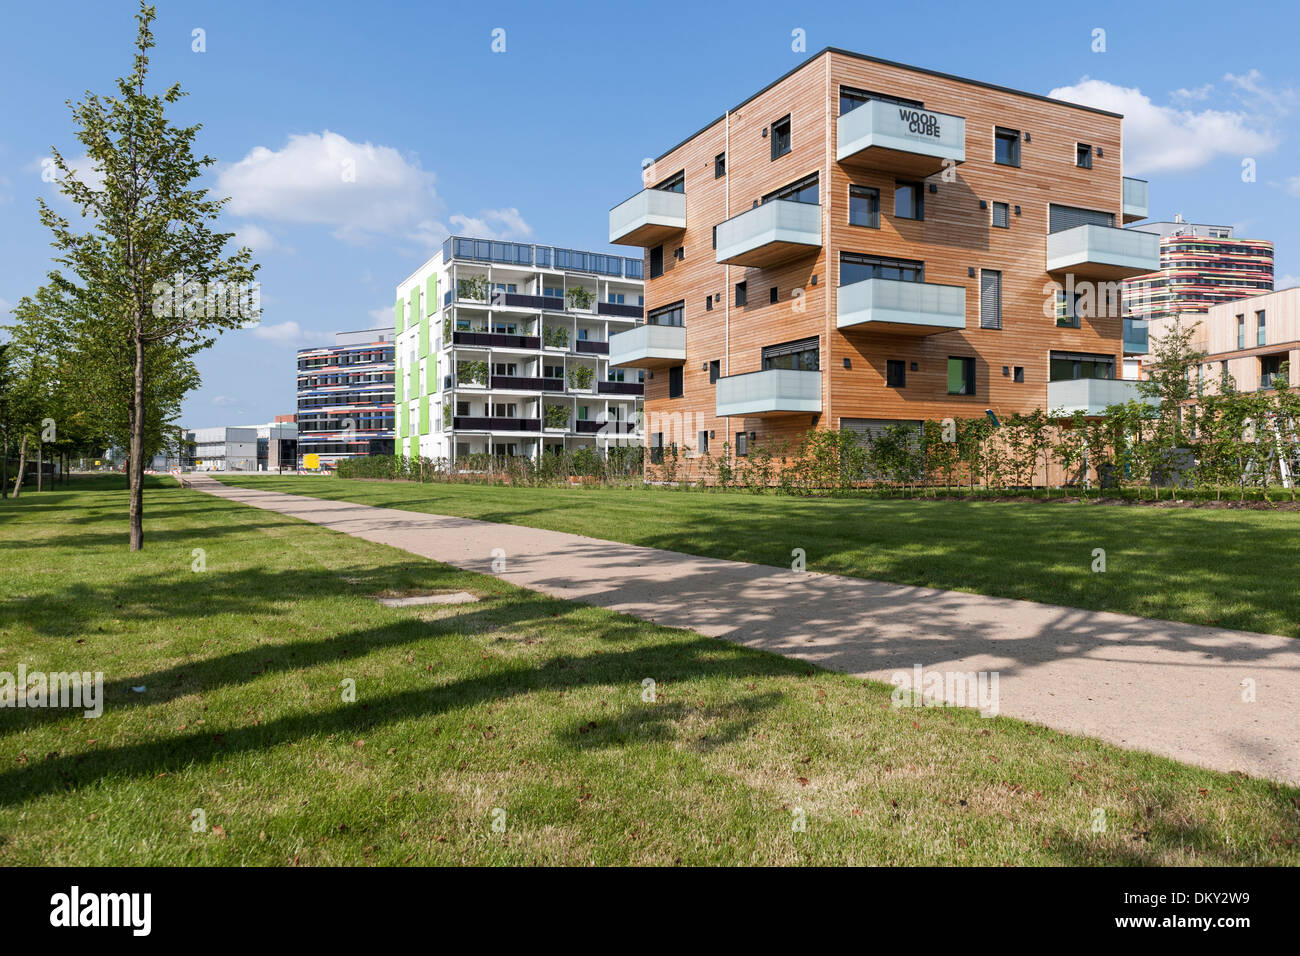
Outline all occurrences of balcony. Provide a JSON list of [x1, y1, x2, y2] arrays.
[[609, 188, 687, 247], [1046, 378, 1154, 416], [836, 277, 965, 336], [490, 376, 564, 392], [714, 200, 821, 268], [1122, 177, 1148, 224], [1123, 318, 1149, 355], [609, 323, 687, 370], [715, 368, 822, 417], [598, 380, 644, 396], [452, 331, 541, 350], [497, 292, 564, 311], [836, 100, 965, 177], [575, 420, 638, 435], [597, 301, 644, 319], [575, 339, 610, 355], [452, 417, 541, 432], [1045, 225, 1160, 281]]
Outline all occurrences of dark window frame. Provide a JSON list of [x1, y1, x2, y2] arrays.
[[994, 127, 1021, 167], [894, 180, 924, 221], [1075, 143, 1093, 169], [668, 365, 684, 399], [735, 281, 747, 307], [714, 152, 726, 178], [849, 185, 881, 228], [947, 356, 976, 396], [886, 359, 906, 388], [770, 114, 792, 160]]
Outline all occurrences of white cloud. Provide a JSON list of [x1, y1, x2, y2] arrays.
[[216, 130, 443, 244], [232, 222, 289, 254], [249, 320, 319, 346], [0, 297, 12, 315], [368, 306, 393, 326], [448, 207, 533, 241], [1048, 77, 1278, 175], [211, 395, 239, 406], [1275, 274, 1300, 290], [1285, 176, 1300, 198]]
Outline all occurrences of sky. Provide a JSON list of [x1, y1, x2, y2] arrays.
[[1, 0, 1297, 426]]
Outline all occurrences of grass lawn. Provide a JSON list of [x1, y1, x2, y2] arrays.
[[0, 476, 1296, 866], [216, 475, 1300, 639]]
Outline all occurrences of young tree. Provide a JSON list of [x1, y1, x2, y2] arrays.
[[1138, 317, 1206, 448], [37, 2, 258, 549]]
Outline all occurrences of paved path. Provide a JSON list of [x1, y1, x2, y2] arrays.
[[189, 476, 1300, 784]]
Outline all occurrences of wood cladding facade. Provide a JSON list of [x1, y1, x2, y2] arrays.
[[634, 49, 1130, 452]]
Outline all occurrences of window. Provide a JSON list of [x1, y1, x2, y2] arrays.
[[1261, 354, 1285, 389], [994, 127, 1021, 167], [649, 245, 664, 279], [840, 252, 924, 285], [1237, 314, 1245, 349], [709, 360, 720, 384], [714, 152, 726, 178], [762, 337, 819, 371], [1048, 204, 1115, 233], [770, 114, 791, 160], [762, 173, 818, 205], [947, 357, 976, 395], [886, 359, 906, 388], [1056, 290, 1082, 328], [1049, 351, 1116, 382], [1076, 143, 1093, 168], [698, 431, 709, 455], [1013, 366, 1024, 383], [706, 295, 713, 311], [849, 185, 880, 228], [648, 301, 684, 327], [1257, 310, 1267, 346], [894, 181, 923, 220], [992, 201, 1009, 228], [655, 170, 685, 193], [735, 432, 748, 457], [650, 433, 664, 465], [735, 281, 747, 307], [668, 365, 684, 398], [980, 269, 1002, 330], [769, 286, 778, 304], [838, 86, 923, 115]]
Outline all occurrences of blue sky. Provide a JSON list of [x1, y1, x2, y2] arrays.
[[1, 0, 1297, 426]]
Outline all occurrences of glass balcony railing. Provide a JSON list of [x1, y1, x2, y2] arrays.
[[1046, 378, 1154, 416], [609, 323, 686, 370], [1122, 177, 1149, 223], [1045, 225, 1160, 280], [715, 368, 822, 417], [714, 200, 822, 268], [1123, 318, 1149, 355], [836, 100, 965, 176], [837, 277, 965, 335], [609, 188, 687, 247]]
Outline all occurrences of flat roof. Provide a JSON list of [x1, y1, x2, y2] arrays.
[[656, 46, 1123, 163]]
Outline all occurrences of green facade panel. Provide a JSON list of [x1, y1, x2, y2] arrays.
[[395, 375, 404, 406], [425, 353, 437, 395], [419, 395, 430, 434], [399, 402, 408, 439], [425, 274, 438, 314], [394, 297, 405, 335], [409, 435, 419, 460], [419, 315, 429, 358]]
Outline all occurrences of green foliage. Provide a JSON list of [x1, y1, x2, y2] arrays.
[[542, 324, 570, 349], [456, 275, 487, 301], [544, 404, 570, 430], [455, 361, 487, 386], [565, 285, 594, 310], [567, 364, 594, 391]]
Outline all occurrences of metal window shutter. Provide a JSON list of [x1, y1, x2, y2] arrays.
[[980, 270, 1001, 329], [1049, 204, 1115, 233]]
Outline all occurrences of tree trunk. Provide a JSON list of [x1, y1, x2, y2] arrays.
[[12, 434, 28, 498], [129, 330, 146, 551], [36, 444, 44, 492], [1, 433, 7, 499]]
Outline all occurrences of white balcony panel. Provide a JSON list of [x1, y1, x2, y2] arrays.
[[714, 200, 821, 268], [837, 277, 965, 335], [609, 189, 687, 246], [1046, 225, 1160, 280], [1047, 378, 1155, 416], [715, 368, 822, 417], [608, 323, 686, 370], [836, 100, 965, 175]]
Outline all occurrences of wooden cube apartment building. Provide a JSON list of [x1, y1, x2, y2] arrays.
[[607, 47, 1159, 457]]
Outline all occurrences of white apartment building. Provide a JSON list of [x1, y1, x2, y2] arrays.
[[393, 236, 646, 463]]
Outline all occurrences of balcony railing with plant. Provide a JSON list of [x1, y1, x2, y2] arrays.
[[456, 275, 488, 302], [566, 285, 594, 312], [542, 324, 570, 349], [567, 364, 595, 391], [455, 360, 488, 387], [543, 404, 570, 430]]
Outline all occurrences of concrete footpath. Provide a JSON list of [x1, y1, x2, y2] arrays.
[[189, 475, 1300, 784]]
